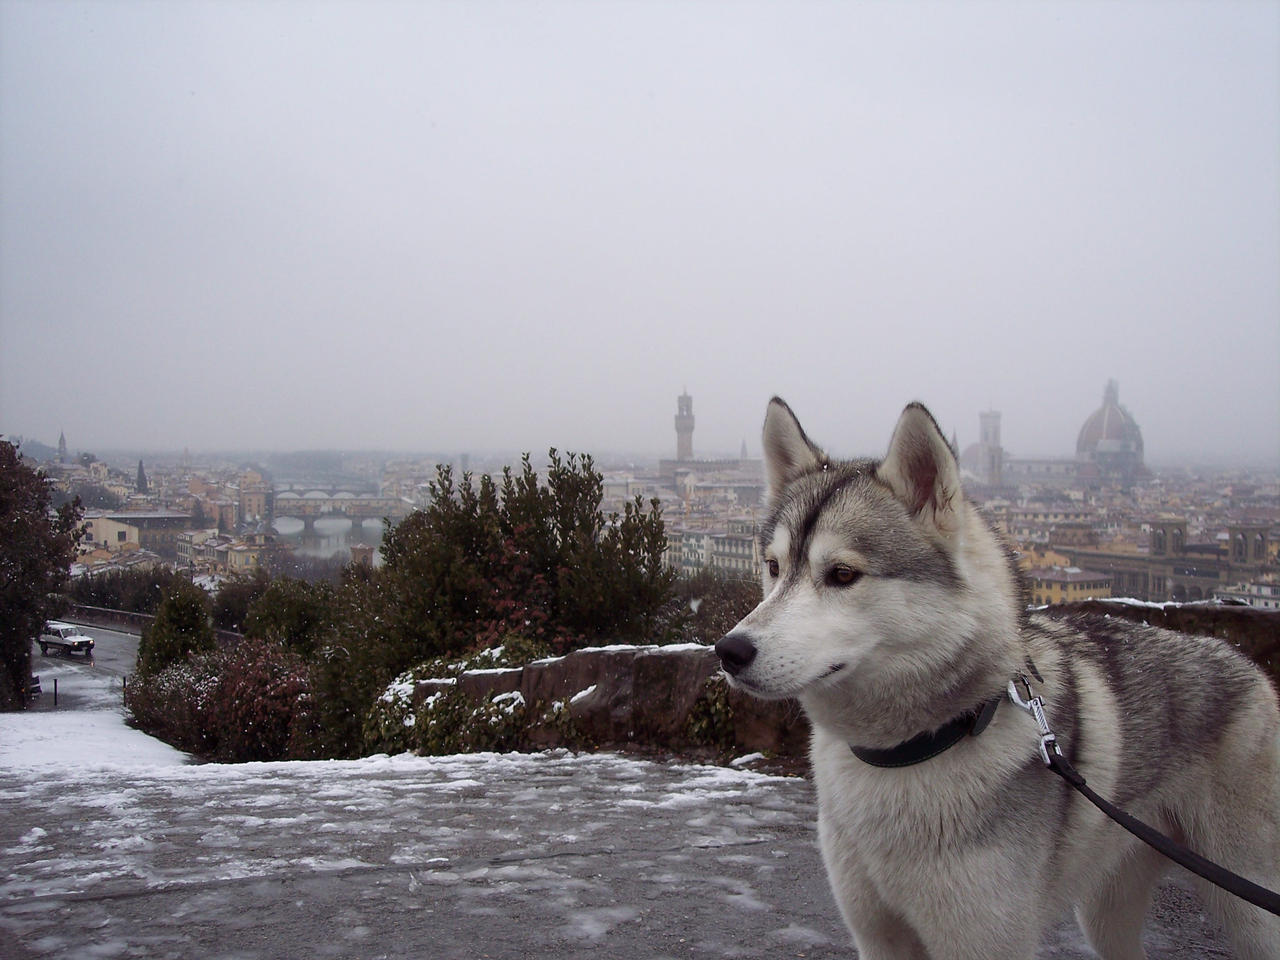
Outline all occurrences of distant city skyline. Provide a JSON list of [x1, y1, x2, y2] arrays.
[[2, 2, 1276, 465], [9, 380, 1277, 472]]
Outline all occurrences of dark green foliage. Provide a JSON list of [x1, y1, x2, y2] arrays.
[[671, 569, 761, 645], [125, 638, 311, 761], [211, 570, 270, 632], [303, 452, 676, 758], [240, 575, 333, 656], [685, 673, 737, 756], [376, 453, 676, 658], [414, 687, 528, 756], [69, 566, 188, 614], [301, 572, 404, 758], [135, 579, 216, 677], [0, 442, 83, 710]]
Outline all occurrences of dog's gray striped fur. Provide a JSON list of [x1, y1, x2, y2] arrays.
[[717, 398, 1280, 959]]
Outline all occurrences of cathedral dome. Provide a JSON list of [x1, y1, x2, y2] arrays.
[[1076, 381, 1145, 478]]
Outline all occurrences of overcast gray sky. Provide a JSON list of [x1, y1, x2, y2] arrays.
[[2, 1, 1277, 465]]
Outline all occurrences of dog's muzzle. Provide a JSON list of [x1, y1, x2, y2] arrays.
[[715, 632, 757, 676]]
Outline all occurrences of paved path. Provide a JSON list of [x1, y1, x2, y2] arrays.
[[1, 656, 1234, 959]]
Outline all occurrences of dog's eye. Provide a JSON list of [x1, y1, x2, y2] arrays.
[[828, 565, 861, 587], [765, 558, 779, 578]]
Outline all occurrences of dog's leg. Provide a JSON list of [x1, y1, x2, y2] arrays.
[[825, 862, 930, 960], [912, 903, 1041, 960], [1074, 844, 1166, 960], [1180, 695, 1280, 960], [847, 911, 930, 960], [1182, 808, 1280, 960], [1194, 882, 1280, 960]]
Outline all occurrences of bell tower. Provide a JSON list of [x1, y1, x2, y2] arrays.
[[675, 390, 695, 461]]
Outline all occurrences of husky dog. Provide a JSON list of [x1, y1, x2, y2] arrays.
[[716, 398, 1280, 960]]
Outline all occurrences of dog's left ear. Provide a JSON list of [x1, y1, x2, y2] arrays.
[[876, 403, 961, 535]]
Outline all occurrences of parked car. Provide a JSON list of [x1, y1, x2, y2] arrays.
[[38, 621, 96, 657]]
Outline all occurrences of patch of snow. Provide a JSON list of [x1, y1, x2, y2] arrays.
[[0, 710, 190, 771]]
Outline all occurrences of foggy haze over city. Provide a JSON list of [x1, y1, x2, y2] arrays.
[[1, 1, 1277, 467]]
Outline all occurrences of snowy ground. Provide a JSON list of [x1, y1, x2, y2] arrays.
[[1, 656, 1233, 959]]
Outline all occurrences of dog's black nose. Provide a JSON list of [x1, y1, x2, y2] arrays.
[[715, 633, 757, 676]]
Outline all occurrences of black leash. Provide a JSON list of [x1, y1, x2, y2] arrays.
[[1008, 675, 1280, 918]]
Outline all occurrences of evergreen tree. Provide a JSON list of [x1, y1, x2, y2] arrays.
[[242, 576, 335, 658], [136, 579, 215, 676], [136, 460, 148, 494], [211, 569, 271, 632], [0, 442, 83, 710], [308, 451, 678, 757]]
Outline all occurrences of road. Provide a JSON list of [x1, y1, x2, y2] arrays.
[[28, 622, 138, 710]]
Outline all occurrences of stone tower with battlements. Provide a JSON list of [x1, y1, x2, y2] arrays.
[[675, 390, 695, 461]]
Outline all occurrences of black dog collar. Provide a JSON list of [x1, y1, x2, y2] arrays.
[[850, 696, 1002, 768]]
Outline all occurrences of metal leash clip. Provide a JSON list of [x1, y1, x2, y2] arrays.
[[1007, 674, 1062, 767]]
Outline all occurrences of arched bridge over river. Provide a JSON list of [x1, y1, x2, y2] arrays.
[[273, 492, 413, 531]]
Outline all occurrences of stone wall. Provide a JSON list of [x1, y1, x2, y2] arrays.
[[416, 643, 810, 759], [68, 603, 243, 649]]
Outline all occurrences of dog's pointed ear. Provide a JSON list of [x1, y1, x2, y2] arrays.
[[763, 397, 826, 495], [876, 403, 961, 534]]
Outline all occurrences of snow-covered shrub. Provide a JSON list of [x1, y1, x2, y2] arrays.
[[202, 638, 311, 762], [361, 636, 553, 756], [125, 638, 310, 761], [124, 657, 219, 754], [471, 633, 554, 668], [362, 663, 450, 755], [415, 687, 529, 755]]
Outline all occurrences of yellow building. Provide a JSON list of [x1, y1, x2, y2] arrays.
[[1017, 547, 1074, 571], [83, 512, 190, 558], [1027, 567, 1113, 606], [226, 541, 267, 574]]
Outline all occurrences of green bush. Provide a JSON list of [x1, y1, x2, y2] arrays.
[[135, 579, 216, 677], [415, 687, 529, 756], [69, 566, 188, 616], [362, 663, 450, 755], [243, 576, 335, 658], [212, 570, 270, 632], [125, 638, 311, 762], [376, 452, 676, 663], [685, 673, 736, 755]]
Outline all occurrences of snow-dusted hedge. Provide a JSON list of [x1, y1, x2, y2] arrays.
[[125, 638, 311, 761], [416, 687, 529, 756], [362, 636, 553, 756]]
